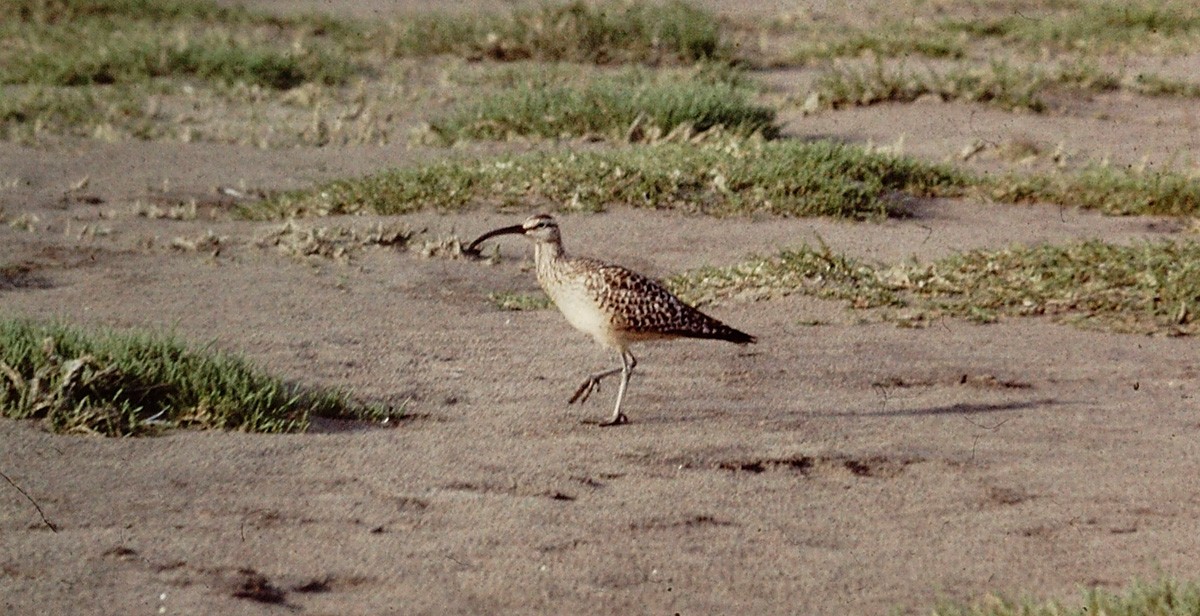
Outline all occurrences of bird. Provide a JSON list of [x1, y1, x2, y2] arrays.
[[466, 213, 755, 426]]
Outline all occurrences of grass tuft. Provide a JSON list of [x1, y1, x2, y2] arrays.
[[772, 1, 1200, 65], [790, 25, 966, 64], [256, 140, 969, 220], [488, 291, 553, 311], [990, 164, 1200, 216], [813, 61, 1047, 112], [668, 240, 898, 308], [675, 239, 1200, 335], [0, 85, 146, 141], [943, 1, 1200, 53], [385, 0, 727, 64], [810, 58, 1200, 114], [429, 73, 777, 142], [2, 0, 359, 89], [0, 319, 399, 435], [895, 240, 1200, 332], [1132, 72, 1200, 97]]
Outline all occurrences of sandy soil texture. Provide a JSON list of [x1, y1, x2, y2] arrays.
[[2, 1, 1199, 614]]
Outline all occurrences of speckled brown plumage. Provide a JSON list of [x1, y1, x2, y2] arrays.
[[551, 257, 755, 344], [467, 213, 755, 426]]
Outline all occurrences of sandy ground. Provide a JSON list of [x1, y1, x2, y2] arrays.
[[3, 2, 1200, 615]]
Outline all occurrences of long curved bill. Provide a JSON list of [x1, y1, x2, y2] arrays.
[[464, 223, 525, 257]]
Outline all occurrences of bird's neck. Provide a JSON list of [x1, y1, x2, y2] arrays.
[[534, 237, 565, 263], [534, 238, 567, 283]]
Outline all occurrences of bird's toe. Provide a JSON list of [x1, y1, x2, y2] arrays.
[[569, 378, 600, 404], [599, 413, 629, 427]]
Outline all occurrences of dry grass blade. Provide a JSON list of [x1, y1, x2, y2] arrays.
[[257, 221, 413, 263]]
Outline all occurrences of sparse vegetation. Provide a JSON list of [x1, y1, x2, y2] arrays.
[[0, 318, 399, 435], [789, 24, 967, 64], [383, 0, 726, 64], [5, 0, 1200, 146], [1, 86, 140, 142], [989, 164, 1200, 216], [257, 220, 413, 264], [258, 133, 1200, 221], [488, 291, 553, 311], [808, 59, 1200, 114], [667, 241, 894, 308], [0, 0, 742, 145], [671, 239, 1200, 336], [1133, 72, 1200, 98], [1, 0, 359, 89], [0, 0, 370, 143], [891, 240, 1200, 333], [257, 139, 969, 219], [168, 229, 225, 252], [429, 72, 777, 143], [781, 0, 1200, 65], [942, 1, 1200, 53], [931, 577, 1200, 616], [811, 60, 1047, 112]]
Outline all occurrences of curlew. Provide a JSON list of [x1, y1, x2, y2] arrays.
[[466, 214, 755, 426]]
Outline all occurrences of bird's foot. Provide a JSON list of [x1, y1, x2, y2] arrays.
[[569, 377, 601, 404], [598, 413, 629, 427]]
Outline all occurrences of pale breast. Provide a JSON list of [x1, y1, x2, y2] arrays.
[[543, 278, 620, 348]]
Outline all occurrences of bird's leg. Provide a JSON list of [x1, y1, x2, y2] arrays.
[[600, 351, 636, 427]]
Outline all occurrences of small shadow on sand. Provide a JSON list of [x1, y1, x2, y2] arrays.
[[868, 398, 1059, 417], [1, 263, 54, 291], [817, 398, 1060, 419]]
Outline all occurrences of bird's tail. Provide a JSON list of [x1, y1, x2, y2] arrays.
[[670, 318, 756, 344]]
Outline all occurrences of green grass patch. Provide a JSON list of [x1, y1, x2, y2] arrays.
[[989, 164, 1200, 216], [1035, 61, 1200, 99], [256, 139, 969, 219], [0, 318, 399, 436], [1132, 72, 1200, 97], [811, 58, 1200, 114], [255, 136, 1200, 220], [1, 0, 738, 145], [1, 0, 367, 141], [673, 239, 1200, 335], [384, 0, 726, 64], [1052, 60, 1124, 91], [429, 71, 777, 142], [0, 85, 155, 142], [894, 240, 1200, 332], [1, 0, 360, 89], [943, 1, 1200, 53], [812, 61, 1047, 112], [488, 291, 554, 311], [668, 241, 897, 308], [932, 577, 1200, 616], [777, 1, 1199, 65], [790, 24, 967, 64]]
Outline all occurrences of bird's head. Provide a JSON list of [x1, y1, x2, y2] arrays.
[[466, 214, 560, 255]]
